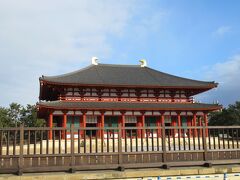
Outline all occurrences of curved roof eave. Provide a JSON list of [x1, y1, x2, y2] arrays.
[[39, 80, 217, 89], [38, 101, 222, 111]]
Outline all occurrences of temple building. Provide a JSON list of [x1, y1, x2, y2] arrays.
[[37, 58, 221, 139]]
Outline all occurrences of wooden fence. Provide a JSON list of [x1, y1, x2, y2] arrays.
[[1, 125, 240, 174]]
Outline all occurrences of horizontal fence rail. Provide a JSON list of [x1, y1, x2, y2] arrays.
[[1, 125, 240, 174]]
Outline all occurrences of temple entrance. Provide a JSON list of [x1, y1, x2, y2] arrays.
[[165, 123, 171, 136], [66, 116, 80, 138], [125, 116, 137, 137], [145, 116, 157, 137], [145, 116, 157, 127], [52, 116, 62, 138], [164, 116, 172, 136], [86, 123, 97, 137], [86, 116, 98, 137], [53, 116, 62, 127], [125, 123, 137, 137], [104, 116, 118, 138]]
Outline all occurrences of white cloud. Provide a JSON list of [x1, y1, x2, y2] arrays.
[[213, 26, 231, 36], [0, 0, 137, 106], [196, 54, 240, 106]]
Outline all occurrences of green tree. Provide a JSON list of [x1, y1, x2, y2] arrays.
[[0, 103, 45, 127], [20, 104, 45, 127], [8, 103, 23, 126], [209, 101, 240, 126], [0, 107, 12, 127]]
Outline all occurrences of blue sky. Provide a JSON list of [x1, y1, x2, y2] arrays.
[[0, 0, 240, 107]]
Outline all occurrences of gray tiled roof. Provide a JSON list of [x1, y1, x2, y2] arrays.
[[40, 64, 217, 88], [38, 101, 221, 111]]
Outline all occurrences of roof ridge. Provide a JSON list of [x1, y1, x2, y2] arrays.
[[98, 63, 140, 67]]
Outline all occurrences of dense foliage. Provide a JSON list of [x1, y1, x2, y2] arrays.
[[209, 101, 240, 126], [0, 103, 45, 127]]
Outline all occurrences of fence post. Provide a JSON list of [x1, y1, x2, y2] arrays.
[[118, 125, 124, 171], [69, 124, 75, 173], [202, 125, 211, 167], [17, 124, 24, 175], [162, 122, 169, 169]]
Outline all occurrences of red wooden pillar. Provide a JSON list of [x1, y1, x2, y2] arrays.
[[158, 112, 165, 137], [83, 113, 86, 126], [156, 116, 161, 137], [97, 112, 104, 138], [193, 112, 197, 137], [137, 117, 141, 138], [119, 112, 125, 138], [198, 117, 202, 137], [48, 112, 53, 140], [97, 116, 101, 138], [137, 113, 145, 138], [142, 114, 145, 138], [173, 119, 177, 137], [171, 118, 177, 137], [61, 112, 67, 139], [81, 112, 86, 138], [204, 112, 208, 137], [177, 112, 181, 138], [101, 112, 104, 138], [187, 116, 192, 137]]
